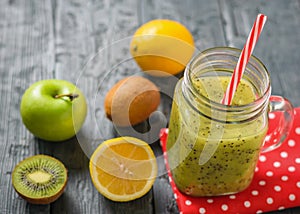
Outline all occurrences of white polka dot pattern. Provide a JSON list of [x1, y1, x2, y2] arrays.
[[289, 194, 296, 201], [259, 155, 266, 162], [280, 151, 288, 158], [274, 185, 281, 192], [259, 180, 266, 186], [269, 113, 276, 119], [185, 200, 192, 206], [266, 171, 274, 177], [229, 195, 236, 199], [207, 199, 213, 203], [199, 207, 206, 214], [221, 204, 228, 211], [273, 161, 281, 168], [244, 201, 251, 207], [288, 139, 296, 147], [266, 197, 273, 204]]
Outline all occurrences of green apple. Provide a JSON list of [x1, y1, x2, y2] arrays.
[[20, 79, 87, 142]]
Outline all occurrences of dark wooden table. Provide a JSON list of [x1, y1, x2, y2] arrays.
[[1, 0, 300, 213]]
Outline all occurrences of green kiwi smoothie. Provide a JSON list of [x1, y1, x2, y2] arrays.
[[166, 76, 268, 196]]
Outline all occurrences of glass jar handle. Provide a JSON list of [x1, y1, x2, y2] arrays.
[[262, 95, 294, 153]]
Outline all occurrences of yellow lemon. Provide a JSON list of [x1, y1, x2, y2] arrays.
[[130, 19, 195, 76], [89, 137, 158, 202]]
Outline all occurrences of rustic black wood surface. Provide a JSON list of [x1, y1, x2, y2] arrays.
[[1, 0, 300, 213]]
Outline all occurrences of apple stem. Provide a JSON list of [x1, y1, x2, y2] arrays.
[[55, 93, 79, 101]]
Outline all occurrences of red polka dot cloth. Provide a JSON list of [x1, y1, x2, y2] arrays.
[[160, 107, 300, 214]]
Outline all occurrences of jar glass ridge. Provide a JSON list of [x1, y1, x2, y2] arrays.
[[183, 47, 271, 123]]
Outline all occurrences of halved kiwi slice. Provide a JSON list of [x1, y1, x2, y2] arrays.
[[12, 154, 68, 204]]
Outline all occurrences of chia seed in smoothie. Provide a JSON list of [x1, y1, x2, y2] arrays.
[[166, 76, 268, 196]]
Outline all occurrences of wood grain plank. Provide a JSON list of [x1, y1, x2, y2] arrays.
[[0, 0, 55, 213], [0, 0, 299, 214], [52, 0, 154, 213], [219, 0, 300, 107], [50, 0, 109, 213], [257, 0, 300, 107]]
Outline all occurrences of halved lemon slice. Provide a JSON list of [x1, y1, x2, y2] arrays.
[[89, 137, 158, 202]]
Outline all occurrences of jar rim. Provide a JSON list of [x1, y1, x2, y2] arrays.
[[185, 46, 271, 111]]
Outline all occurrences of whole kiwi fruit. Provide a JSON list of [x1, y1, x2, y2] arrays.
[[104, 76, 160, 126], [12, 154, 68, 204]]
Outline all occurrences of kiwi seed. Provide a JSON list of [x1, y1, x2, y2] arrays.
[[12, 154, 68, 204]]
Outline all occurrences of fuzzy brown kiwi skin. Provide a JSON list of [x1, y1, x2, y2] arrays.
[[104, 76, 161, 126], [12, 155, 68, 205]]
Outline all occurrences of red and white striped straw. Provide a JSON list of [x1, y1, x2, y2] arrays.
[[221, 14, 267, 105]]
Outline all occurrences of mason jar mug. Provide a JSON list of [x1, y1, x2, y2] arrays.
[[166, 47, 294, 196]]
